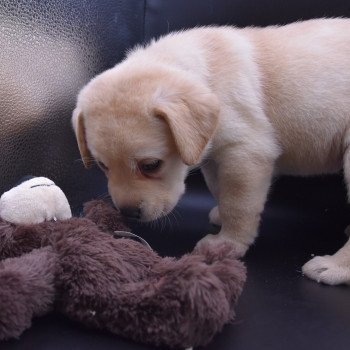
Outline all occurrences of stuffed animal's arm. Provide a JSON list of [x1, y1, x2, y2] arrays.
[[0, 219, 46, 260], [63, 242, 245, 349], [0, 247, 56, 340]]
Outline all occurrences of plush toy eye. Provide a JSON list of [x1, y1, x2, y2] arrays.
[[97, 161, 109, 172], [138, 159, 163, 175]]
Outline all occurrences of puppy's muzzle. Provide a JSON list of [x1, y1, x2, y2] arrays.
[[120, 206, 141, 220]]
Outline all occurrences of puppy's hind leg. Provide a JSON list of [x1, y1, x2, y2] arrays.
[[302, 142, 350, 285]]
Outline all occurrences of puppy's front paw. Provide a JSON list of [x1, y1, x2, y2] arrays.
[[302, 255, 350, 285], [195, 233, 248, 258], [209, 206, 221, 226]]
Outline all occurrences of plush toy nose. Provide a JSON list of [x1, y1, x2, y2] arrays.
[[120, 207, 141, 220]]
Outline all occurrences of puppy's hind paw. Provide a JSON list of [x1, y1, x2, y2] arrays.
[[302, 255, 350, 286]]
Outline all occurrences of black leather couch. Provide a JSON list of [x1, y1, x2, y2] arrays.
[[1, 1, 350, 349]]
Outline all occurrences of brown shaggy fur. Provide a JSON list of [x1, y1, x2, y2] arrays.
[[0, 200, 246, 348]]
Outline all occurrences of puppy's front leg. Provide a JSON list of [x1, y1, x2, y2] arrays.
[[198, 149, 274, 258], [201, 159, 221, 226]]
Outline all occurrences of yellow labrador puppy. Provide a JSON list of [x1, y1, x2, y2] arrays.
[[72, 18, 350, 285]]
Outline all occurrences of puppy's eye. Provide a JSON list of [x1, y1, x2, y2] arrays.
[[97, 161, 109, 172], [138, 159, 163, 175]]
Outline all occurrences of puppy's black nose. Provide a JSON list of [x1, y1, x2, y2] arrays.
[[120, 207, 141, 220]]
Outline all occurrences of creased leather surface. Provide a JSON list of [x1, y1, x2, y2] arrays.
[[0, 0, 144, 209]]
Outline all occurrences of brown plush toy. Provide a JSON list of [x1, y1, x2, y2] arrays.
[[0, 177, 246, 349]]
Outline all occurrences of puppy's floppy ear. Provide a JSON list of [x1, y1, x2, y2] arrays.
[[71, 107, 93, 168], [153, 81, 220, 166]]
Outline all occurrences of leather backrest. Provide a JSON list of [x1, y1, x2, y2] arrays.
[[145, 0, 350, 41], [1, 0, 349, 210], [144, 0, 350, 39]]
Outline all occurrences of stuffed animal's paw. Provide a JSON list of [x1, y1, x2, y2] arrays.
[[302, 255, 350, 285]]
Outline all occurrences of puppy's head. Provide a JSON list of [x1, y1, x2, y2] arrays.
[[72, 64, 219, 221]]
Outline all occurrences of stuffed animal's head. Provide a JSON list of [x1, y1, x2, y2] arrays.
[[0, 176, 72, 225]]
